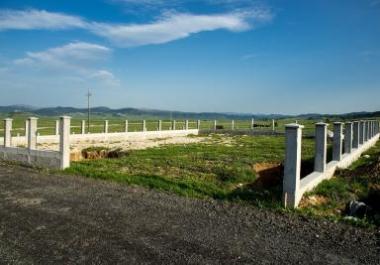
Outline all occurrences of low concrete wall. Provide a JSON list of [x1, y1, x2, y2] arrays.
[[298, 133, 379, 205], [0, 146, 61, 169], [8, 129, 199, 146], [283, 119, 380, 208], [1, 116, 71, 169]]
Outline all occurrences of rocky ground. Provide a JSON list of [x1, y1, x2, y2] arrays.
[[0, 162, 379, 264]]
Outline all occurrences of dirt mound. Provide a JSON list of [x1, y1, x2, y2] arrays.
[[251, 162, 283, 189], [81, 147, 129, 160]]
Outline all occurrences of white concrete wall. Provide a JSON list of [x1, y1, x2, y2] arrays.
[[0, 146, 61, 169]]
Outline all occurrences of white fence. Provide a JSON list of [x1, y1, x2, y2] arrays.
[[283, 120, 380, 208], [0, 117, 199, 169], [0, 117, 70, 169]]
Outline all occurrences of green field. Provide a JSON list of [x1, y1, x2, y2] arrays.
[[0, 112, 330, 137], [66, 134, 318, 207]]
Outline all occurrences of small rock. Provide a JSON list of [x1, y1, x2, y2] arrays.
[[363, 155, 370, 158], [346, 200, 367, 218]]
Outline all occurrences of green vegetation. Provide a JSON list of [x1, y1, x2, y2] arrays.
[[66, 135, 315, 207], [300, 140, 380, 227]]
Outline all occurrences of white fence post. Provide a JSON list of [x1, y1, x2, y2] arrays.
[[197, 120, 201, 130], [59, 116, 71, 169], [314, 122, 328, 172], [3, 118, 12, 147], [365, 121, 369, 141], [28, 117, 38, 150], [172, 120, 176, 130], [359, 120, 365, 145], [125, 120, 128, 132], [272, 119, 275, 132], [81, 120, 86, 134], [158, 120, 162, 131], [231, 120, 235, 130], [143, 120, 147, 132], [332, 122, 343, 161], [352, 121, 359, 149], [214, 120, 217, 131], [104, 120, 109, 133], [251, 118, 255, 130], [55, 120, 60, 135], [283, 123, 304, 208], [185, 120, 189, 130], [25, 120, 29, 140], [344, 122, 353, 154]]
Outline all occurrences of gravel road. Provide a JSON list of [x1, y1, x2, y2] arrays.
[[0, 162, 379, 264]]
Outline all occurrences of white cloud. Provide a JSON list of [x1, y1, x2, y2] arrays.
[[10, 42, 119, 86], [17, 42, 111, 65], [0, 9, 87, 31], [0, 8, 273, 47], [89, 11, 254, 47]]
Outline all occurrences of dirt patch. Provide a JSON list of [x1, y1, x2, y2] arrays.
[[7, 197, 45, 207], [251, 162, 283, 189], [299, 195, 328, 208], [81, 147, 129, 160]]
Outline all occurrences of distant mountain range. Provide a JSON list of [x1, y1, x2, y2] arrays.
[[0, 105, 379, 120]]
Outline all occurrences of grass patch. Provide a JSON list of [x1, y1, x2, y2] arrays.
[[300, 140, 380, 227], [66, 135, 315, 207]]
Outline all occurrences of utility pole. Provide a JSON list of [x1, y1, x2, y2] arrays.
[[87, 88, 91, 133]]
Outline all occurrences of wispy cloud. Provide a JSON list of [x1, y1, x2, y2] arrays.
[[0, 8, 273, 47], [0, 9, 87, 31], [241, 53, 259, 60], [11, 42, 119, 85], [90, 10, 269, 47]]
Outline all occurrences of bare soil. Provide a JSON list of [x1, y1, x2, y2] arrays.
[[0, 162, 379, 264]]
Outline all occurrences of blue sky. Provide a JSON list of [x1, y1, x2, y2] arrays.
[[0, 0, 379, 114]]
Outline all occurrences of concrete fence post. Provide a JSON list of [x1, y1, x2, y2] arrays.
[[359, 120, 365, 145], [125, 120, 128, 132], [314, 122, 328, 172], [55, 120, 59, 135], [158, 120, 162, 131], [272, 119, 275, 132], [25, 120, 29, 139], [81, 120, 86, 134], [172, 120, 176, 130], [214, 120, 217, 131], [365, 121, 370, 141], [332, 122, 343, 161], [231, 120, 235, 130], [104, 120, 109, 134], [352, 121, 359, 149], [197, 120, 201, 130], [371, 120, 375, 137], [344, 122, 353, 154], [142, 120, 147, 132], [185, 120, 189, 130], [3, 118, 12, 147], [59, 116, 71, 169], [251, 118, 255, 130], [28, 117, 38, 150], [283, 123, 304, 208]]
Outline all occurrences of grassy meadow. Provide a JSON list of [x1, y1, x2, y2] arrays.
[[66, 134, 318, 207]]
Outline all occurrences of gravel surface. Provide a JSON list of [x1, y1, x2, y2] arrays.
[[0, 162, 379, 264]]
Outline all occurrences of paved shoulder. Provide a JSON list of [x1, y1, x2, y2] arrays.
[[0, 163, 379, 264]]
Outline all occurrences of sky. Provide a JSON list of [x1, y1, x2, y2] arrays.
[[0, 0, 379, 115]]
